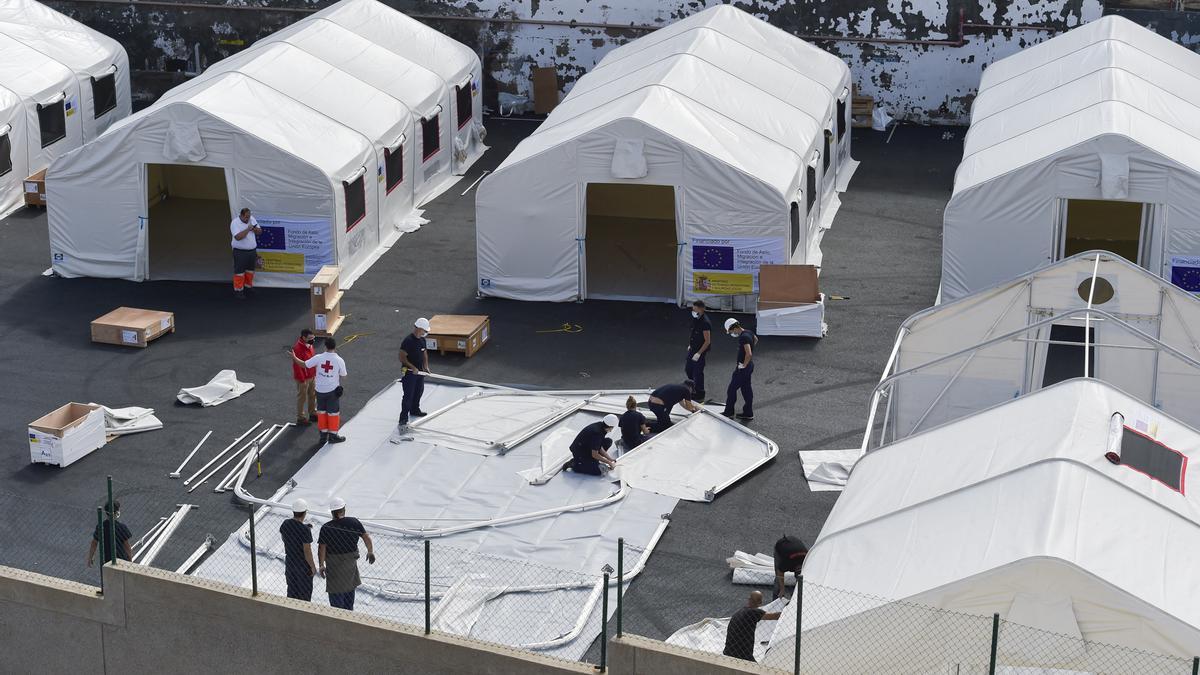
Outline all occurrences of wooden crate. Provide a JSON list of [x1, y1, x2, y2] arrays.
[[91, 307, 175, 348], [426, 314, 490, 358], [23, 168, 46, 207], [851, 96, 875, 128]]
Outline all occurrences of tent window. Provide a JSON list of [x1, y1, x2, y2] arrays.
[[92, 73, 117, 118], [823, 131, 832, 173], [384, 145, 403, 194], [344, 175, 366, 232], [456, 84, 472, 129], [790, 203, 801, 256], [37, 101, 66, 148], [0, 134, 10, 178], [837, 99, 847, 141], [1117, 426, 1187, 493], [1041, 324, 1094, 388], [805, 165, 817, 215], [422, 115, 440, 161]]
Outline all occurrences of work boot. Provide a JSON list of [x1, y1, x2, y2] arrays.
[[309, 413, 318, 423], [296, 417, 310, 426], [737, 411, 754, 421], [411, 410, 428, 417], [692, 390, 706, 402], [398, 416, 409, 427], [233, 290, 245, 300], [327, 433, 346, 444], [720, 409, 736, 418], [318, 432, 328, 444]]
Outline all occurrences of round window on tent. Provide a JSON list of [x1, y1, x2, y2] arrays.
[[1077, 277, 1115, 304]]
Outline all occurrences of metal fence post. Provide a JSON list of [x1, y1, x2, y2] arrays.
[[1192, 656, 1198, 675], [106, 476, 116, 565], [424, 539, 431, 635], [794, 574, 803, 675], [247, 504, 257, 596], [616, 538, 624, 638], [599, 572, 610, 672], [988, 613, 1000, 675], [95, 507, 104, 594]]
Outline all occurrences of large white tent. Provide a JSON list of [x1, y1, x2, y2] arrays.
[[865, 251, 1200, 450], [942, 15, 1200, 301], [763, 379, 1200, 666], [44, 0, 484, 288], [0, 0, 129, 218], [476, 4, 853, 305]]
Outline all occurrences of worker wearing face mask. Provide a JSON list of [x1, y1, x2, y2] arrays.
[[398, 317, 432, 428], [291, 328, 318, 426], [722, 318, 758, 421], [685, 300, 712, 402]]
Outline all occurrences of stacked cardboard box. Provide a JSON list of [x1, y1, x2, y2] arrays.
[[756, 265, 826, 338], [91, 307, 175, 348], [427, 315, 491, 358], [28, 403, 106, 467], [311, 265, 344, 336]]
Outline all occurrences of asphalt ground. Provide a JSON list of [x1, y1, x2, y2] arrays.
[[0, 118, 959, 645]]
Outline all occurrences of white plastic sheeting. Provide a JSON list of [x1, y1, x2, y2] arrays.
[[95, 405, 162, 435], [193, 375, 776, 660], [727, 551, 796, 587], [666, 597, 787, 661], [176, 370, 254, 407], [797, 449, 857, 492], [943, 15, 1200, 300], [765, 379, 1200, 663], [475, 4, 853, 304]]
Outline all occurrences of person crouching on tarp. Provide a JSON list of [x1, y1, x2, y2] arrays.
[[568, 414, 619, 475], [619, 396, 652, 451]]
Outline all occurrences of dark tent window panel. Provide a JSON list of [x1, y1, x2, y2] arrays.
[[1119, 426, 1187, 493], [806, 166, 816, 215], [0, 134, 10, 177], [37, 100, 66, 148], [92, 73, 117, 118], [344, 175, 366, 232], [837, 98, 847, 140], [823, 131, 832, 172], [790, 203, 801, 256], [456, 84, 472, 129], [384, 145, 403, 194], [422, 116, 440, 161]]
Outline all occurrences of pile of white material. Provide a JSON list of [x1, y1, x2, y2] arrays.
[[177, 370, 255, 407], [667, 597, 788, 661], [797, 448, 858, 492], [95, 405, 162, 436], [727, 551, 795, 587]]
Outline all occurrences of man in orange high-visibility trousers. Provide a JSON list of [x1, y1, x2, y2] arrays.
[[288, 337, 348, 445], [230, 208, 261, 299]]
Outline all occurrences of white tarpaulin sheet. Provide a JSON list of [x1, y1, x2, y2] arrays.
[[176, 370, 254, 407], [194, 375, 778, 661], [727, 551, 796, 587], [798, 448, 858, 492], [94, 404, 162, 436], [666, 597, 787, 661]]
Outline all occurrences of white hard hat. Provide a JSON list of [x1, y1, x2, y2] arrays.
[[329, 496, 346, 511], [292, 498, 309, 513], [603, 414, 619, 428], [414, 317, 431, 331], [724, 318, 740, 332]]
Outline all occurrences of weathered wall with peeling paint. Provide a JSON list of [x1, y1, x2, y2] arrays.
[[42, 0, 1200, 123]]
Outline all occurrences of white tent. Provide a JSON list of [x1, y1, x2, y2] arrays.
[[942, 15, 1200, 301], [763, 379, 1200, 666], [864, 251, 1200, 450], [45, 0, 484, 288], [476, 4, 853, 305]]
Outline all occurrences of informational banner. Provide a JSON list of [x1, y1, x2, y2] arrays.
[[1170, 256, 1200, 293], [691, 237, 786, 295], [255, 216, 334, 275]]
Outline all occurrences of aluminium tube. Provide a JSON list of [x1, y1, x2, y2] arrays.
[[218, 423, 292, 492], [188, 428, 270, 494], [131, 516, 168, 551], [134, 507, 184, 564], [183, 421, 263, 485], [170, 430, 212, 478], [213, 425, 278, 493], [174, 535, 214, 575], [141, 505, 194, 567]]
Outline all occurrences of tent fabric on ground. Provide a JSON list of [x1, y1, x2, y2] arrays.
[[475, 4, 852, 305], [0, 0, 130, 218], [942, 15, 1200, 301], [763, 379, 1200, 666], [44, 0, 483, 289], [865, 250, 1200, 450]]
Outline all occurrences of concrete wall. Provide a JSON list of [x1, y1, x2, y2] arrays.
[[0, 563, 593, 674], [41, 0, 1200, 124], [609, 635, 784, 674]]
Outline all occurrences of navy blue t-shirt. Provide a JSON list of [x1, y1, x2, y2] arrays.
[[652, 383, 690, 407], [280, 518, 313, 570], [689, 313, 712, 351], [735, 330, 755, 365], [318, 516, 366, 555], [619, 410, 647, 441], [400, 333, 427, 373], [570, 421, 609, 461], [92, 520, 132, 561]]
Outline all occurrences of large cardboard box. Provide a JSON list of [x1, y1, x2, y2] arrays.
[[91, 307, 175, 348], [426, 315, 491, 358], [29, 403, 106, 467], [757, 265, 825, 338], [23, 168, 46, 207], [310, 265, 340, 313], [532, 66, 559, 115]]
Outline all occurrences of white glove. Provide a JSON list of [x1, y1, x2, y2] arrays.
[[691, 353, 701, 362], [737, 363, 746, 369]]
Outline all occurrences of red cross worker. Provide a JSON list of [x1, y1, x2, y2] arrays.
[[287, 336, 348, 444]]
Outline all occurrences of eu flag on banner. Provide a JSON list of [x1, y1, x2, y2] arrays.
[[693, 245, 734, 271], [1172, 263, 1200, 293], [258, 225, 286, 251]]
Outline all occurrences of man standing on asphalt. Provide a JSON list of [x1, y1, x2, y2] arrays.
[[398, 317, 431, 428], [722, 318, 758, 421], [686, 300, 712, 401], [647, 380, 701, 432], [280, 499, 316, 601], [230, 208, 261, 300], [87, 500, 132, 567], [287, 337, 347, 444], [292, 329, 318, 426], [318, 497, 375, 610], [722, 590, 781, 662]]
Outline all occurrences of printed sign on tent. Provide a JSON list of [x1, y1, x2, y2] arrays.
[[1170, 256, 1200, 293], [691, 237, 786, 294], [255, 216, 334, 275]]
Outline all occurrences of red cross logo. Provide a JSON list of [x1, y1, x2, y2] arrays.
[[321, 361, 334, 374]]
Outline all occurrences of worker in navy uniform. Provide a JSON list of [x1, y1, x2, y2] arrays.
[[647, 380, 701, 433], [398, 317, 432, 427], [772, 535, 807, 599], [568, 414, 619, 475], [619, 396, 652, 451], [722, 318, 758, 420], [685, 300, 712, 401], [279, 499, 317, 601]]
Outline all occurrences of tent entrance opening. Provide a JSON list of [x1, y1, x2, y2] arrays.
[[147, 164, 232, 282], [585, 183, 676, 301], [1041, 324, 1096, 388], [1061, 199, 1145, 265]]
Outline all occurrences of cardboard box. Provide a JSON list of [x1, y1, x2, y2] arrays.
[[426, 314, 490, 358], [91, 307, 175, 348], [532, 66, 559, 115], [23, 168, 46, 207], [29, 402, 105, 467], [310, 265, 340, 313], [758, 265, 820, 306]]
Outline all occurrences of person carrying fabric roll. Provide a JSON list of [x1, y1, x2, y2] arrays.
[[568, 414, 619, 475]]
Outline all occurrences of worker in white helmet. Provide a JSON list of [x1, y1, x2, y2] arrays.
[[568, 414, 620, 475], [722, 318, 758, 421], [398, 317, 433, 427], [318, 497, 375, 611], [279, 498, 316, 601]]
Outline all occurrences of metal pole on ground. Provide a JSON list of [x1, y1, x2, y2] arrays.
[[616, 538, 623, 638], [95, 507, 104, 594], [794, 574, 803, 675], [988, 613, 999, 675], [599, 572, 609, 673], [424, 539, 431, 635], [1192, 656, 1197, 675], [247, 504, 257, 596], [106, 476, 116, 566]]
